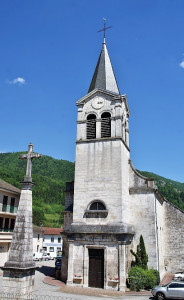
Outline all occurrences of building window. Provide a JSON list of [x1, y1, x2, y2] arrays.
[[0, 217, 3, 231], [101, 112, 111, 138], [51, 237, 54, 243], [89, 201, 106, 211], [49, 247, 54, 252], [85, 201, 108, 218], [43, 247, 47, 252], [10, 219, 15, 231], [58, 237, 61, 243], [10, 198, 15, 213], [2, 196, 8, 212], [38, 234, 40, 241], [4, 218, 9, 232], [87, 114, 96, 139]]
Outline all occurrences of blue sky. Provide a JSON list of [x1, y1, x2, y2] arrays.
[[0, 0, 184, 182]]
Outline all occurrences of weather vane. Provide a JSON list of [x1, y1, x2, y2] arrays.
[[97, 18, 112, 42]]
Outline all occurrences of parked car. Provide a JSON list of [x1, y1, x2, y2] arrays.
[[33, 252, 42, 261], [41, 253, 51, 261], [49, 252, 57, 260], [55, 256, 62, 271], [152, 281, 184, 299], [174, 271, 184, 280]]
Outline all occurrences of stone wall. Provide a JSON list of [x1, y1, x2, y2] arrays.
[[129, 161, 184, 278], [164, 201, 184, 273], [129, 162, 160, 271]]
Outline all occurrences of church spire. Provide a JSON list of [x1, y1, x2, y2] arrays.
[[88, 20, 120, 95]]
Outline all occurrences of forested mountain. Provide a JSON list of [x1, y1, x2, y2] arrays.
[[138, 170, 184, 210], [0, 152, 75, 227], [0, 152, 184, 227]]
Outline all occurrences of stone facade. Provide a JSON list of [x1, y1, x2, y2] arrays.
[[61, 40, 184, 291]]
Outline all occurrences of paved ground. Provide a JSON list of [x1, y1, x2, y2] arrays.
[[0, 260, 167, 300], [34, 260, 153, 300]]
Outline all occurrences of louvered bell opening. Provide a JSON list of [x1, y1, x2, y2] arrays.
[[87, 114, 96, 139], [101, 112, 111, 138]]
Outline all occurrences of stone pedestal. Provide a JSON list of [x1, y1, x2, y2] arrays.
[[2, 268, 35, 296]]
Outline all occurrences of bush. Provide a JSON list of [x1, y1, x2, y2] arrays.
[[128, 266, 146, 291], [144, 269, 156, 290], [150, 269, 160, 285], [128, 267, 160, 291]]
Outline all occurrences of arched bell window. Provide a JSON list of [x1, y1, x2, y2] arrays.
[[87, 114, 96, 139], [101, 112, 111, 138]]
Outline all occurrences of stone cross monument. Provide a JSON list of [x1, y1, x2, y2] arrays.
[[2, 143, 42, 297]]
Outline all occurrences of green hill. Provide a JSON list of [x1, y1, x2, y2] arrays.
[[138, 170, 184, 210], [0, 152, 184, 227], [0, 152, 75, 227]]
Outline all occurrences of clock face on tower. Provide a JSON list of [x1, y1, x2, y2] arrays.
[[91, 96, 104, 110]]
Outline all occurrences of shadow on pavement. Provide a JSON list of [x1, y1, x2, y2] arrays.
[[36, 265, 55, 277]]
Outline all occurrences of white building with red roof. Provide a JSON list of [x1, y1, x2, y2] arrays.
[[42, 227, 62, 255]]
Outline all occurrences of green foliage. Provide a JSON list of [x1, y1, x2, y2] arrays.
[[33, 206, 45, 226], [128, 267, 159, 291], [0, 152, 75, 227], [149, 268, 160, 285], [138, 170, 184, 211], [128, 266, 146, 291], [130, 235, 148, 270], [144, 269, 156, 290]]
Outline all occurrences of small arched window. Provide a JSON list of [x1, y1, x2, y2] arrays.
[[85, 201, 108, 218], [89, 201, 106, 211], [101, 112, 111, 138], [87, 114, 96, 139]]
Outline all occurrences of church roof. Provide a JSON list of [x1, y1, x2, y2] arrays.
[[88, 41, 120, 95]]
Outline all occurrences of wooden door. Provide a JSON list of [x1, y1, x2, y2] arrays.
[[88, 249, 104, 288]]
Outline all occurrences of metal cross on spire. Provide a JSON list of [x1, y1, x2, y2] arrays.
[[97, 18, 112, 43], [19, 143, 42, 186]]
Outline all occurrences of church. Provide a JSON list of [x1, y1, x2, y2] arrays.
[[61, 36, 184, 291]]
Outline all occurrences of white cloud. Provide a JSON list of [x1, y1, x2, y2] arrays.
[[179, 61, 184, 68], [7, 77, 26, 85]]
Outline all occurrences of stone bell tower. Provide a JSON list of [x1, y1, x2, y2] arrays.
[[61, 36, 134, 291], [73, 39, 131, 225]]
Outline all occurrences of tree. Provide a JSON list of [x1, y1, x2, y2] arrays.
[[130, 235, 148, 270]]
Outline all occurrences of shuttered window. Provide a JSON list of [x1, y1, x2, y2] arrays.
[[101, 112, 111, 138], [87, 114, 96, 139]]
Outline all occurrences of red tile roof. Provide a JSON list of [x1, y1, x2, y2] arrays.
[[42, 227, 62, 235]]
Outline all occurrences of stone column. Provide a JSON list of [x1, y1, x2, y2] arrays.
[[2, 188, 35, 297], [2, 143, 42, 298], [115, 103, 122, 137], [96, 119, 101, 139], [118, 244, 126, 292], [66, 242, 74, 286], [83, 245, 89, 287]]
